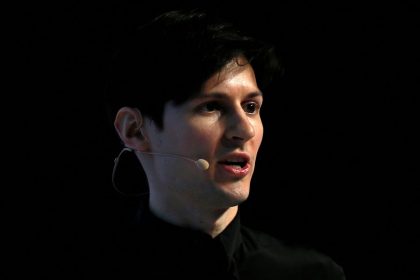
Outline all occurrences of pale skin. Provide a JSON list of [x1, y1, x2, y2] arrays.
[[114, 56, 264, 238]]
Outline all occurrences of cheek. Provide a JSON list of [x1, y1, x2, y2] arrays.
[[194, 125, 219, 144], [188, 121, 221, 152], [253, 119, 264, 148], [257, 128, 263, 147]]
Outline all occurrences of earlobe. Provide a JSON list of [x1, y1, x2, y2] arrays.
[[114, 107, 149, 150]]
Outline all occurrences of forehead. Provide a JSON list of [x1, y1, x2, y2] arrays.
[[201, 57, 258, 94]]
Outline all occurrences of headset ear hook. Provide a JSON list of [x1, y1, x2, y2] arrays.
[[111, 147, 148, 197]]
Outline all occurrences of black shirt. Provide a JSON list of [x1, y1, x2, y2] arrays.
[[86, 205, 346, 280]]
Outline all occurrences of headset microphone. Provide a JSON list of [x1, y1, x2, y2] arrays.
[[195, 158, 210, 171], [131, 149, 210, 171], [112, 147, 209, 196], [113, 147, 209, 175]]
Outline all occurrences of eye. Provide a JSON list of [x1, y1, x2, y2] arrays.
[[199, 101, 223, 113], [243, 101, 260, 114]]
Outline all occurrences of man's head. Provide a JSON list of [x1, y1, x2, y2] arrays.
[[107, 9, 280, 212]]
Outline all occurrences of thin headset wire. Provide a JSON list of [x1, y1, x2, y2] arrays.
[[112, 147, 149, 197], [112, 147, 205, 196]]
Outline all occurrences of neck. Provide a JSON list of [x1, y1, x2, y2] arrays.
[[149, 195, 238, 238]]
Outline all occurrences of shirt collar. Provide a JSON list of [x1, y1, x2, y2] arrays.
[[134, 203, 243, 261]]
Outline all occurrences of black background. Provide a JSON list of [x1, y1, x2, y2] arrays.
[[10, 1, 419, 279]]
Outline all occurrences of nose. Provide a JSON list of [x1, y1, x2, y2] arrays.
[[224, 109, 255, 145]]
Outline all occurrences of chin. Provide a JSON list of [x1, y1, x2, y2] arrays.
[[207, 181, 250, 206], [223, 186, 250, 206]]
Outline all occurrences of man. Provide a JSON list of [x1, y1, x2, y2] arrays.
[[98, 9, 345, 279]]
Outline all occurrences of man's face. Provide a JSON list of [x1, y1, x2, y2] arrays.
[[144, 57, 264, 209]]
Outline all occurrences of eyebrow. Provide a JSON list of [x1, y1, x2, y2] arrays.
[[194, 91, 263, 100]]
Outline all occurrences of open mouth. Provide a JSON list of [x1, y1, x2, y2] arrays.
[[217, 153, 251, 177], [218, 153, 251, 169], [220, 159, 248, 168]]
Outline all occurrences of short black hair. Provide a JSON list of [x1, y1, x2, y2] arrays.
[[104, 9, 280, 129]]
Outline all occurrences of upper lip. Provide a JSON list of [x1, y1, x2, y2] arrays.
[[218, 152, 251, 165]]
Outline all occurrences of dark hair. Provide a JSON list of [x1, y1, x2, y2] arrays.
[[104, 9, 280, 129]]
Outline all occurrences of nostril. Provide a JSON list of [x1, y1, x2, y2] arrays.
[[232, 135, 245, 141]]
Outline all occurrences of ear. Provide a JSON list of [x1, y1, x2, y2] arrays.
[[114, 107, 149, 151]]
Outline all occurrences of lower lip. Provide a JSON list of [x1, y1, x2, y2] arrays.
[[218, 163, 251, 178]]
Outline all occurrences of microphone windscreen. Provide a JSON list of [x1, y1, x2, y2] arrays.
[[196, 159, 210, 170]]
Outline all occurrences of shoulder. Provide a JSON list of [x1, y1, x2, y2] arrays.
[[239, 226, 346, 280]]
